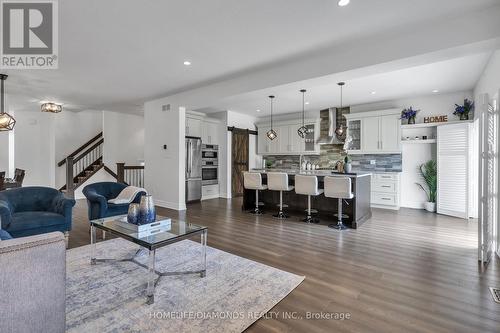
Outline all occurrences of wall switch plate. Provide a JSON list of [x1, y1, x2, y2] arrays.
[[163, 144, 167, 150], [162, 104, 170, 112], [370, 160, 376, 165]]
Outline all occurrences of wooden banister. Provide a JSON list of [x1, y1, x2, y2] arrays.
[[117, 163, 145, 187], [58, 132, 103, 166]]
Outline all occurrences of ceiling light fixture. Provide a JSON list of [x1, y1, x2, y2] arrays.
[[256, 109, 261, 112], [266, 96, 277, 140], [432, 89, 439, 93], [335, 82, 347, 139], [305, 101, 310, 105], [41, 102, 63, 113], [297, 89, 308, 138], [371, 91, 377, 95], [338, 0, 350, 7], [0, 74, 16, 131], [183, 61, 191, 66]]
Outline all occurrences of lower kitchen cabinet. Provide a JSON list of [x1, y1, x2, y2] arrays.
[[371, 173, 401, 210], [202, 184, 219, 200]]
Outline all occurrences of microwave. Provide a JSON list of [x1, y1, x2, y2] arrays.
[[202, 144, 218, 160]]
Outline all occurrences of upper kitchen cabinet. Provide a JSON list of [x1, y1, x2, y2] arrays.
[[345, 109, 401, 154], [257, 119, 319, 155], [201, 119, 220, 145], [186, 113, 203, 138]]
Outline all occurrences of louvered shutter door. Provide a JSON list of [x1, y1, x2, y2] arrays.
[[437, 123, 470, 218]]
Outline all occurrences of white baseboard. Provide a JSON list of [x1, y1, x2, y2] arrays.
[[371, 204, 401, 210], [202, 194, 220, 201], [401, 201, 425, 210], [155, 199, 186, 211]]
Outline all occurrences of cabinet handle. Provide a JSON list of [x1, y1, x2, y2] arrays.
[[381, 185, 391, 188], [382, 198, 392, 200]]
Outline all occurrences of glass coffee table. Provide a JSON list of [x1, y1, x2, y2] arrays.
[[90, 215, 208, 304]]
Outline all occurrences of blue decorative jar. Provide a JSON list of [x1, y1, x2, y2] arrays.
[[127, 203, 140, 225], [138, 195, 156, 225]]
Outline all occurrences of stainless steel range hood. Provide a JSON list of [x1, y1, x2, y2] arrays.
[[317, 108, 344, 145]]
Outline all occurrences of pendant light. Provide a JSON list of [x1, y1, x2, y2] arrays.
[[266, 95, 277, 140], [0, 74, 16, 132], [335, 82, 346, 139], [297, 89, 307, 138]]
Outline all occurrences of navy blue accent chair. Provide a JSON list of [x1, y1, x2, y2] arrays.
[[0, 187, 75, 238], [0, 229, 12, 240], [82, 182, 146, 221]]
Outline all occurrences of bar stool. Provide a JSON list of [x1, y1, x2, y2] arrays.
[[324, 176, 354, 230], [295, 175, 323, 223], [243, 172, 267, 214], [267, 172, 294, 219]]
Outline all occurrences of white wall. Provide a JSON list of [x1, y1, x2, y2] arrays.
[[74, 168, 116, 199], [144, 100, 186, 210], [14, 111, 56, 187], [103, 111, 144, 173], [474, 50, 500, 102], [55, 110, 103, 188]]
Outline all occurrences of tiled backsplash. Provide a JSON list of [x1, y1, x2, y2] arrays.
[[264, 152, 402, 172]]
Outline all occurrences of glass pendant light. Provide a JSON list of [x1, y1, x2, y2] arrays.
[[266, 95, 277, 140], [0, 74, 16, 132], [335, 82, 346, 139], [297, 89, 308, 138]]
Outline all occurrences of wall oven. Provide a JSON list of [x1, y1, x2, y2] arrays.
[[202, 144, 218, 186]]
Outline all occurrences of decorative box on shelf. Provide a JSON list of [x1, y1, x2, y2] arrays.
[[116, 217, 172, 236]]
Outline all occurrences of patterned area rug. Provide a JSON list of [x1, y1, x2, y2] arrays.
[[66, 238, 304, 332]]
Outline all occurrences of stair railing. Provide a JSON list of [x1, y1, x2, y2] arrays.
[[61, 132, 104, 197], [117, 163, 145, 188]]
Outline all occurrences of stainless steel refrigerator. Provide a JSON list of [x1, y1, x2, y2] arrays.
[[185, 137, 202, 202]]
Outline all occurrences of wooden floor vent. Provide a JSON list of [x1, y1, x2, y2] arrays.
[[490, 287, 500, 304]]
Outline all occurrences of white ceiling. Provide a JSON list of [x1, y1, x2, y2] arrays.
[[2, 0, 499, 113], [197, 52, 493, 116]]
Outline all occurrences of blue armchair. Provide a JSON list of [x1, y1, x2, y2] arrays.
[[82, 182, 146, 220], [0, 187, 75, 240]]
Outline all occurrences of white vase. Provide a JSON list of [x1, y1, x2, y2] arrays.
[[424, 202, 436, 213]]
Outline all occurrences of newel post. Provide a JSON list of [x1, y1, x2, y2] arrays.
[[66, 156, 75, 198], [117, 163, 125, 183]]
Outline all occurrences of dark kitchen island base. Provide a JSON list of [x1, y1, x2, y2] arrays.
[[242, 171, 372, 229]]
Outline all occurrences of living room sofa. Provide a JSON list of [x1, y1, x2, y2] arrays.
[[83, 182, 146, 220], [0, 187, 75, 243], [0, 232, 66, 333]]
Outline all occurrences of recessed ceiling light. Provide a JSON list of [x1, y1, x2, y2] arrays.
[[305, 102, 310, 105], [256, 109, 261, 112], [183, 61, 191, 66], [371, 91, 377, 95], [432, 89, 439, 93], [338, 0, 350, 7]]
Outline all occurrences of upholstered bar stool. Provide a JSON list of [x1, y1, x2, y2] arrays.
[[267, 172, 294, 219], [295, 175, 323, 223], [243, 172, 267, 215], [324, 176, 354, 230]]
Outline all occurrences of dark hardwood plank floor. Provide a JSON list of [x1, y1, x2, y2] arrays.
[[69, 198, 500, 333]]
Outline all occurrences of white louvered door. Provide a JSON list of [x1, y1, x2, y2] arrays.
[[437, 122, 471, 219]]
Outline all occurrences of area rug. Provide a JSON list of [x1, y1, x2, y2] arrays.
[[65, 238, 304, 332]]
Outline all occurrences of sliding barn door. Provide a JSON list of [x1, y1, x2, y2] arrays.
[[437, 122, 471, 219], [477, 93, 498, 264]]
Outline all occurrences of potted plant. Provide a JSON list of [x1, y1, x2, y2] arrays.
[[416, 160, 437, 212], [401, 107, 419, 125], [344, 155, 352, 173], [454, 98, 474, 120]]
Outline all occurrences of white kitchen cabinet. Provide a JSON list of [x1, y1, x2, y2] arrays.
[[380, 115, 401, 152], [257, 119, 319, 155], [202, 120, 219, 145], [371, 173, 401, 210], [202, 184, 219, 200], [186, 116, 202, 138], [345, 109, 401, 154], [362, 117, 380, 152]]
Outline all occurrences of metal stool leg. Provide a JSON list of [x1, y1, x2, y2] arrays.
[[303, 195, 319, 223], [251, 189, 263, 214], [329, 198, 348, 230], [273, 191, 289, 219]]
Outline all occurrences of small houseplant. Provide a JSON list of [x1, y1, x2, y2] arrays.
[[416, 160, 437, 212], [401, 107, 419, 125], [344, 155, 352, 173], [454, 98, 474, 120]]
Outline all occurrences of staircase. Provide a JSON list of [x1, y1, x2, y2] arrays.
[[59, 132, 105, 196]]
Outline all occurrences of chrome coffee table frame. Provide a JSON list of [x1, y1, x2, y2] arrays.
[[90, 215, 207, 305]]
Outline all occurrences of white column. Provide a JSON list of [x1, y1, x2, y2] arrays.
[[144, 99, 186, 210]]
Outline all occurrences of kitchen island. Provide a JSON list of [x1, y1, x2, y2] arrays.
[[242, 169, 372, 229]]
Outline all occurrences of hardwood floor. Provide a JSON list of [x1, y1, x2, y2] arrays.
[[69, 198, 500, 333]]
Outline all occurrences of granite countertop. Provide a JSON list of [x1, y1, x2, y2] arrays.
[[251, 168, 372, 178]]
